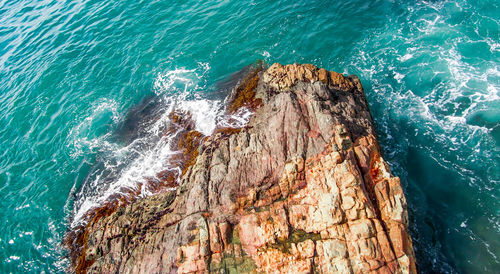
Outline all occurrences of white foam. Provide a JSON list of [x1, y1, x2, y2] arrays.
[[153, 62, 210, 96], [70, 63, 253, 228], [344, 0, 500, 184], [398, 53, 414, 62], [154, 68, 196, 95], [394, 72, 405, 82], [178, 99, 221, 135], [70, 103, 181, 227], [68, 99, 120, 158], [487, 84, 498, 98]]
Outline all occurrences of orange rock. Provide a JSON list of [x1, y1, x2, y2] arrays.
[[67, 63, 416, 274]]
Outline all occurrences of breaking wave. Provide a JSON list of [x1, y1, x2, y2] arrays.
[[68, 62, 251, 228]]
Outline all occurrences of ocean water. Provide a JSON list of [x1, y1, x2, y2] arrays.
[[0, 0, 498, 272]]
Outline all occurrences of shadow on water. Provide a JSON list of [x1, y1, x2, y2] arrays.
[[112, 95, 166, 145], [404, 145, 499, 273]]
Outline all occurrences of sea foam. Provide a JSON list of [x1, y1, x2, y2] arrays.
[[70, 63, 251, 228]]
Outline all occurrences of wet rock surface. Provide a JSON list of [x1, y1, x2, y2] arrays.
[[67, 63, 417, 273]]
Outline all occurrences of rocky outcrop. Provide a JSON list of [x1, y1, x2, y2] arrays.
[[67, 63, 417, 273]]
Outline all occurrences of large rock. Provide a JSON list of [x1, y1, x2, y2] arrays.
[[67, 63, 417, 273]]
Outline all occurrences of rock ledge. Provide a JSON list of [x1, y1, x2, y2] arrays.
[[67, 63, 417, 273]]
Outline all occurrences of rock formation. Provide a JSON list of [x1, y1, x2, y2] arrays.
[[66, 63, 417, 273]]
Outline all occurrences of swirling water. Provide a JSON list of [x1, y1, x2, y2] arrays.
[[0, 0, 498, 272]]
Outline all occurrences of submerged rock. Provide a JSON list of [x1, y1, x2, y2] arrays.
[[66, 63, 417, 273]]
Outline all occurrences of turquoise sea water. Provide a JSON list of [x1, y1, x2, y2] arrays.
[[0, 0, 498, 272]]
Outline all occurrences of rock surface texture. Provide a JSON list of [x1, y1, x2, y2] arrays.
[[68, 63, 417, 273]]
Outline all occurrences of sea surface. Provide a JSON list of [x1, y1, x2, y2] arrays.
[[0, 0, 498, 272]]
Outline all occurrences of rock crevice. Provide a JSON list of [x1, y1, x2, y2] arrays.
[[67, 63, 417, 273]]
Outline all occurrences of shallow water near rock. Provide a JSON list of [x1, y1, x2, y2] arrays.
[[0, 0, 498, 272]]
